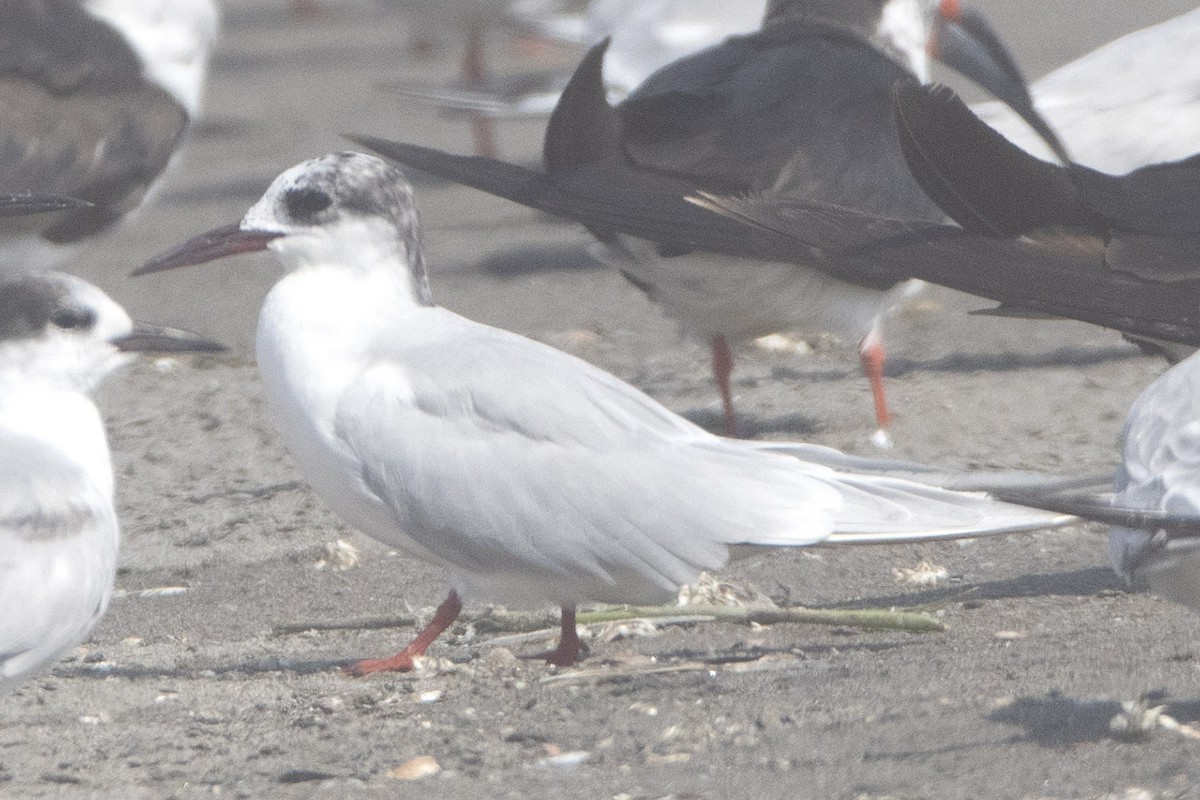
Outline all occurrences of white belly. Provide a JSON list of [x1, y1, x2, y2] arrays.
[[596, 236, 919, 345], [255, 282, 448, 567]]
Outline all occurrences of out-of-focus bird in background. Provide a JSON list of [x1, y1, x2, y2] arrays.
[[0, 0, 219, 271]]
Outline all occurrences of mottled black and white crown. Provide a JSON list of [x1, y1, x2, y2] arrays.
[[241, 152, 434, 306]]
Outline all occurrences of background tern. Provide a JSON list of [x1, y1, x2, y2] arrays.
[[0, 271, 221, 695], [987, 348, 1200, 614], [356, 0, 1061, 446], [0, 0, 219, 270], [1083, 349, 1200, 614], [136, 152, 1070, 672]]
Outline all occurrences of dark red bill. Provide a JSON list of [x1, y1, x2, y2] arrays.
[[132, 223, 284, 276]]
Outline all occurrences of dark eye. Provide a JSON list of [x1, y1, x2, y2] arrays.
[[284, 187, 333, 221], [50, 306, 96, 331]]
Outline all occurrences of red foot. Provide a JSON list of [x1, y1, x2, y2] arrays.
[[342, 591, 462, 677], [526, 606, 584, 667], [344, 653, 417, 676]]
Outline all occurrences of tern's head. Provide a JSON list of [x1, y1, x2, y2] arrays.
[[0, 272, 222, 394], [134, 152, 434, 306]]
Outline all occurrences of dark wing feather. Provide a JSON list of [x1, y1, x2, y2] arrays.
[[692, 190, 1200, 346], [893, 82, 1082, 236], [994, 490, 1200, 537], [351, 135, 913, 292], [543, 38, 622, 174], [1069, 156, 1200, 236], [620, 20, 940, 220]]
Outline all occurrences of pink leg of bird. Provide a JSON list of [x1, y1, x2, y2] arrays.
[[710, 335, 738, 438], [858, 325, 893, 448], [539, 605, 583, 667], [344, 590, 463, 675], [464, 27, 498, 159]]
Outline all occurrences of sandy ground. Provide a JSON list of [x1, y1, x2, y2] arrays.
[[6, 1, 1200, 797]]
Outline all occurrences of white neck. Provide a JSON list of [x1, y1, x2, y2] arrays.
[[264, 216, 433, 309], [0, 385, 114, 500], [254, 255, 428, 435], [0, 341, 129, 398]]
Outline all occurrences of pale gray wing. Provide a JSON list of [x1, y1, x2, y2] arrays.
[[333, 314, 1069, 604], [1115, 352, 1200, 513], [815, 472, 1076, 544], [759, 441, 1109, 494], [333, 317, 842, 605], [0, 0, 189, 242], [0, 432, 116, 688]]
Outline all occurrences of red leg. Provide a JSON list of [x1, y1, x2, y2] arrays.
[[464, 28, 498, 158], [541, 605, 583, 667], [710, 335, 738, 438], [858, 327, 893, 446], [344, 590, 463, 676]]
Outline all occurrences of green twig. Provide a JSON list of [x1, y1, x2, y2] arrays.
[[467, 603, 944, 634]]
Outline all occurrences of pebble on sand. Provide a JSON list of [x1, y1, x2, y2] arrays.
[[386, 755, 442, 780]]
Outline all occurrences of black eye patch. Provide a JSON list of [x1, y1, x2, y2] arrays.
[[50, 306, 96, 331], [284, 187, 333, 221]]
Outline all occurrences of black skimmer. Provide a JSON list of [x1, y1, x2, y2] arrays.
[[688, 81, 1200, 351], [0, 0, 219, 270], [354, 0, 1059, 445], [134, 151, 1069, 672]]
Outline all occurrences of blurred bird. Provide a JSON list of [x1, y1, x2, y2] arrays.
[[1107, 351, 1200, 610], [0, 0, 219, 270], [0, 194, 91, 218], [391, 0, 768, 118], [136, 152, 1070, 672], [984, 349, 1200, 612], [357, 0, 1061, 446], [0, 271, 222, 695]]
